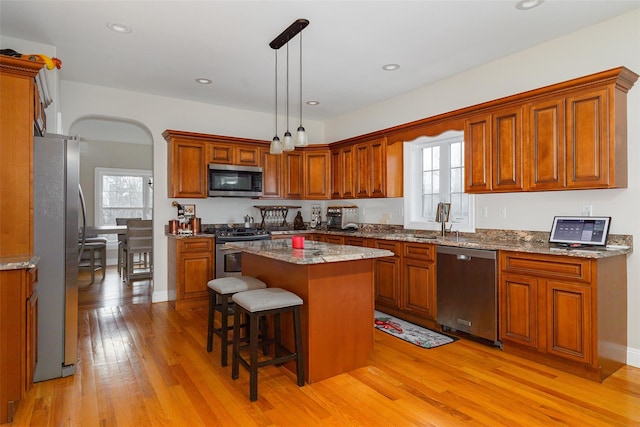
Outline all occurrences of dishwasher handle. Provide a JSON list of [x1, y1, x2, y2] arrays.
[[457, 254, 471, 261]]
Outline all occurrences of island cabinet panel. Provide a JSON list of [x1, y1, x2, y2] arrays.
[[168, 237, 214, 310], [241, 252, 375, 383], [303, 150, 331, 199], [372, 240, 401, 310], [499, 251, 626, 382]]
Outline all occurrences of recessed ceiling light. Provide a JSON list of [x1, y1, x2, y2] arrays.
[[306, 100, 319, 106], [382, 64, 400, 71], [515, 0, 544, 10], [107, 22, 132, 34], [195, 78, 212, 85]]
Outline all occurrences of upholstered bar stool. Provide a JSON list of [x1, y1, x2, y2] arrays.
[[231, 287, 304, 401], [206, 276, 267, 366]]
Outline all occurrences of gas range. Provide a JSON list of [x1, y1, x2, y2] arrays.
[[204, 226, 270, 243]]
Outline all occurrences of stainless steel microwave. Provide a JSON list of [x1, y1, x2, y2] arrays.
[[208, 164, 263, 197]]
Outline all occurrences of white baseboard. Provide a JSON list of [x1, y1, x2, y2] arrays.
[[152, 289, 174, 303], [627, 346, 640, 368]]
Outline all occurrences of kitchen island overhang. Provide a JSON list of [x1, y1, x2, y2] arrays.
[[225, 239, 394, 383]]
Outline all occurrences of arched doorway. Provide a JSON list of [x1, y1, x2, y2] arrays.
[[69, 116, 154, 307]]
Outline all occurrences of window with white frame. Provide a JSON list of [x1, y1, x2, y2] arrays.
[[95, 167, 153, 243], [403, 130, 474, 232]]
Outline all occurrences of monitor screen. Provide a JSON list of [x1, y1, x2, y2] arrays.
[[549, 216, 611, 247]]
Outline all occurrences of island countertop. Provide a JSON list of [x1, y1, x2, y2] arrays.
[[224, 239, 394, 264]]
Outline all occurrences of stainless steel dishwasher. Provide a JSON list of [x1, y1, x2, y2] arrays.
[[436, 245, 499, 345]]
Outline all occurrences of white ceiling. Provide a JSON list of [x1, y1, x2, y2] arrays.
[[2, 0, 640, 122]]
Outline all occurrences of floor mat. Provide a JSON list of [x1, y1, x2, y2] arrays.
[[374, 310, 457, 349]]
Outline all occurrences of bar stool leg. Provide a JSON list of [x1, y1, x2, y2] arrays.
[[231, 307, 241, 381], [249, 312, 260, 402], [294, 306, 305, 386], [207, 289, 215, 352], [220, 294, 230, 366]]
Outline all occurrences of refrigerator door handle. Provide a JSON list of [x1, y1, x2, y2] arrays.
[[78, 184, 87, 262]]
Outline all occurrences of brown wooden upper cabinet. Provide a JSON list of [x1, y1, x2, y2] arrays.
[[303, 149, 331, 199], [465, 67, 637, 193], [355, 137, 386, 198], [260, 148, 282, 199], [164, 133, 208, 198], [331, 145, 355, 199], [465, 105, 524, 192], [282, 151, 304, 199]]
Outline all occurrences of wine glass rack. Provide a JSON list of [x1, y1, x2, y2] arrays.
[[254, 205, 301, 230]]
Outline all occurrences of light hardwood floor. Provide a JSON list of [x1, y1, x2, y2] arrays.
[[10, 267, 640, 426]]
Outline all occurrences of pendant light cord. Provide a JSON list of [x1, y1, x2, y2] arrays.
[[286, 43, 290, 132], [274, 49, 278, 137], [299, 32, 303, 127]]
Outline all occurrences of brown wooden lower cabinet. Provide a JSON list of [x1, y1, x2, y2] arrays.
[[370, 240, 438, 328], [168, 236, 214, 310], [499, 250, 627, 381], [0, 267, 38, 423]]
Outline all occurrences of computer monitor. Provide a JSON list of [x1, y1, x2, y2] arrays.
[[549, 216, 611, 247]]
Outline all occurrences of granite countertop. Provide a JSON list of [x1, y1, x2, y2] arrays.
[[272, 229, 632, 259], [224, 239, 394, 265], [166, 232, 215, 239], [0, 255, 39, 271]]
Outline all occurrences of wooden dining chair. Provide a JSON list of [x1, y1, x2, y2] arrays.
[[123, 219, 153, 285], [116, 217, 141, 277]]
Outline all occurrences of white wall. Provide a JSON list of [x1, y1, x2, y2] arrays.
[[325, 10, 640, 366]]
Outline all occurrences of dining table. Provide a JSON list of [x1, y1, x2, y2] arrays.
[[85, 225, 127, 235]]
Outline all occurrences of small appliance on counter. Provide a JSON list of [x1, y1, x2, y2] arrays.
[[310, 205, 321, 229], [326, 205, 359, 231]]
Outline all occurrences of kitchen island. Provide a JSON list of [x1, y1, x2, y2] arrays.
[[226, 239, 394, 383]]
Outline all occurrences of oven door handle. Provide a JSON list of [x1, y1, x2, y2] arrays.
[[216, 245, 237, 251]]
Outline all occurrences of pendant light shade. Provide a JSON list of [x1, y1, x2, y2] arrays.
[[294, 31, 308, 147], [269, 19, 309, 153], [270, 136, 282, 154]]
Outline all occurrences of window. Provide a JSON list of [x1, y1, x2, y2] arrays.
[[95, 167, 153, 243], [403, 130, 474, 232]]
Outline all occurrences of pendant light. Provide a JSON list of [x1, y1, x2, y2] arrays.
[[294, 31, 308, 147], [269, 19, 309, 153], [282, 43, 294, 151], [269, 49, 282, 155]]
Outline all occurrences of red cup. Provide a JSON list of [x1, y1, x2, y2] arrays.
[[292, 235, 305, 249]]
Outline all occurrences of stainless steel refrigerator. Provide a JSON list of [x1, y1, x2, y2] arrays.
[[33, 134, 82, 381]]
